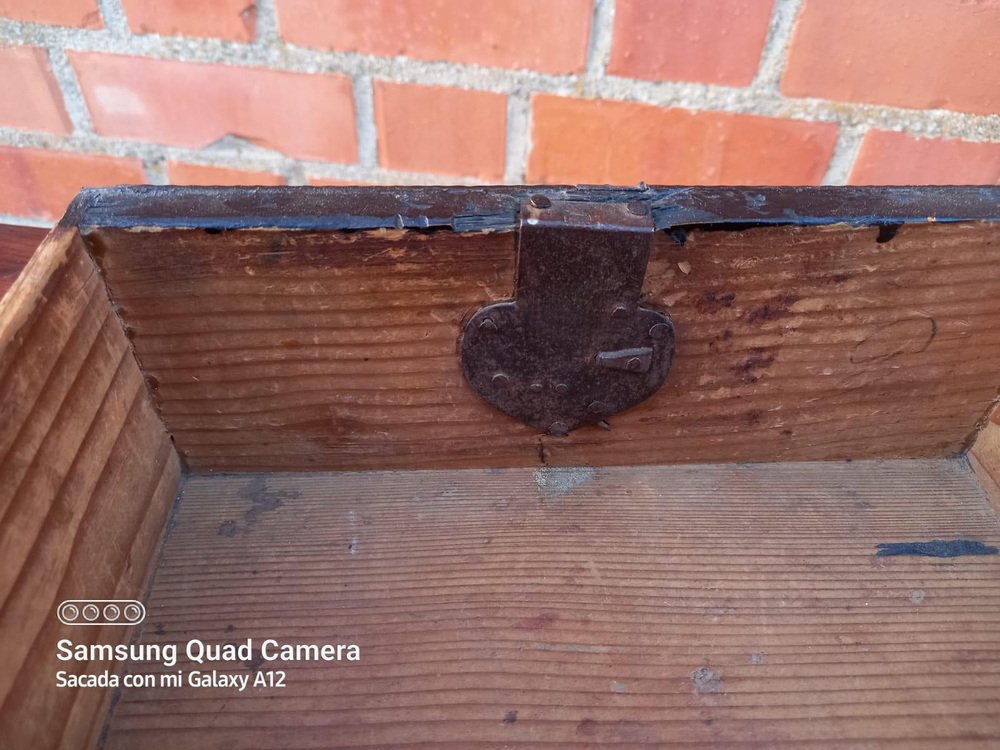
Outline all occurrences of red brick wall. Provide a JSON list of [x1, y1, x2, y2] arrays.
[[0, 0, 996, 223]]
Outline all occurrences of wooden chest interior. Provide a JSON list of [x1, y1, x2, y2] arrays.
[[2, 186, 1000, 749]]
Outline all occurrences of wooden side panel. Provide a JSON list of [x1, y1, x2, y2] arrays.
[[970, 407, 1000, 511], [0, 224, 47, 298], [87, 220, 1000, 471], [104, 460, 1000, 748], [0, 226, 182, 749]]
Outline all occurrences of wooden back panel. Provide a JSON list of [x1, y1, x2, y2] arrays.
[[0, 223, 182, 748], [80, 186, 1000, 472]]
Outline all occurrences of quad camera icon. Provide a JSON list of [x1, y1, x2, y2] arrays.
[[57, 600, 145, 626]]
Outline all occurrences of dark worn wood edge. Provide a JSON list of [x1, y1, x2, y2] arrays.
[[77, 185, 1000, 233]]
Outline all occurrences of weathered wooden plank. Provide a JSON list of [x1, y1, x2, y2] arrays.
[[0, 225, 182, 749], [86, 217, 1000, 471], [104, 459, 1000, 748]]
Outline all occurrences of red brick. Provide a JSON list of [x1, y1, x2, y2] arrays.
[[121, 0, 255, 41], [527, 94, 837, 185], [70, 52, 357, 163], [0, 0, 101, 27], [276, 0, 592, 74], [610, 0, 774, 86], [167, 162, 284, 186], [0, 46, 71, 134], [374, 82, 506, 180], [0, 147, 144, 220], [783, 0, 1000, 116], [849, 131, 1000, 186]]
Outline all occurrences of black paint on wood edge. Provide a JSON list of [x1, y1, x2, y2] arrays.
[[75, 185, 1000, 233]]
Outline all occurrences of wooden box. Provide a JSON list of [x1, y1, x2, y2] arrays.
[[3, 186, 1000, 749]]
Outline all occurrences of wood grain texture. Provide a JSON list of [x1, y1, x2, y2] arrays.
[[0, 225, 182, 749], [105, 459, 1000, 748], [86, 220, 1000, 471], [0, 224, 47, 298]]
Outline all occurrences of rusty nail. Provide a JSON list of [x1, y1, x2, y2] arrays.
[[529, 381, 544, 393], [626, 357, 641, 371], [588, 400, 606, 414], [626, 200, 649, 216], [611, 303, 629, 320], [529, 194, 552, 209], [548, 421, 569, 436], [479, 318, 497, 332], [553, 383, 569, 394], [648, 322, 671, 339], [491, 373, 510, 387]]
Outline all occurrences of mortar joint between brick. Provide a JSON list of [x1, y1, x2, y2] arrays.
[[584, 0, 615, 91], [142, 157, 168, 185], [503, 90, 531, 183], [0, 212, 53, 228], [96, 0, 131, 38], [45, 46, 94, 135], [0, 125, 493, 187], [252, 0, 280, 48], [353, 75, 378, 170], [822, 126, 867, 186], [751, 0, 805, 94]]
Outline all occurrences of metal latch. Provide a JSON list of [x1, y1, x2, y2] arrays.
[[460, 196, 675, 436]]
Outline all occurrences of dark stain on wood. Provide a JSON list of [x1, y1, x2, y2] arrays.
[[745, 294, 800, 324], [876, 540, 999, 557], [732, 349, 777, 383], [696, 291, 736, 314]]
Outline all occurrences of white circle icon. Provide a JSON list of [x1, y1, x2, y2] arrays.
[[103, 604, 121, 621], [123, 603, 143, 622], [59, 602, 79, 622], [82, 604, 100, 621]]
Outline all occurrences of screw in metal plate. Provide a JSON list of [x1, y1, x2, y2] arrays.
[[479, 318, 498, 332], [626, 200, 649, 216], [648, 322, 671, 340], [625, 357, 641, 371], [529, 194, 552, 209], [553, 383, 569, 394], [611, 303, 629, 320], [529, 381, 544, 393], [491, 373, 510, 387], [588, 400, 607, 414], [548, 421, 569, 436]]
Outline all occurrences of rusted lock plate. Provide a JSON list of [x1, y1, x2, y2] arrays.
[[460, 197, 675, 435]]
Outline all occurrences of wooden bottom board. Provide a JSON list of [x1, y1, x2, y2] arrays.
[[103, 460, 1000, 748]]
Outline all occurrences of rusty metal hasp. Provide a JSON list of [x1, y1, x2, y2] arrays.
[[460, 196, 675, 436]]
